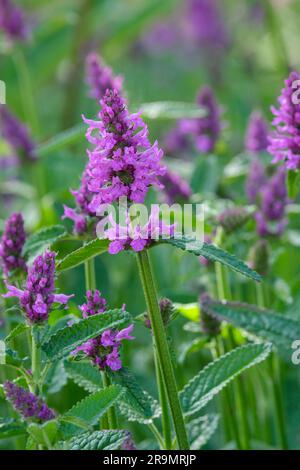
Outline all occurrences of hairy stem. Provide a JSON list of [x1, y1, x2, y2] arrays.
[[154, 346, 173, 449]]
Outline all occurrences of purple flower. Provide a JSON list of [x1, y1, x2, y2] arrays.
[[245, 111, 269, 153], [3, 251, 73, 323], [0, 0, 29, 42], [164, 124, 190, 157], [0, 106, 36, 162], [85, 52, 123, 102], [160, 168, 191, 204], [255, 167, 288, 237], [268, 71, 300, 170], [4, 381, 55, 422], [180, 86, 221, 153], [246, 158, 267, 204], [186, 0, 229, 50], [0, 213, 26, 276], [122, 432, 136, 450], [83, 89, 165, 209], [72, 290, 134, 372]]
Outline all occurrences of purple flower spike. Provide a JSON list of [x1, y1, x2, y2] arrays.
[[85, 52, 123, 102], [0, 106, 36, 162], [246, 158, 267, 204], [245, 111, 269, 153], [84, 89, 165, 209], [4, 381, 55, 422], [180, 86, 221, 153], [3, 251, 73, 323], [0, 213, 26, 276], [72, 291, 134, 372], [268, 71, 300, 170], [0, 0, 29, 42], [160, 168, 191, 204]]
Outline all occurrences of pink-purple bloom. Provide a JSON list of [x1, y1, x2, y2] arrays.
[[180, 86, 221, 153], [245, 111, 269, 153], [160, 168, 191, 204], [72, 290, 134, 371], [0, 0, 29, 42], [0, 213, 26, 276], [85, 52, 123, 102], [3, 251, 73, 323], [246, 158, 267, 204], [83, 89, 165, 210], [0, 106, 36, 162], [268, 71, 300, 170], [4, 381, 55, 422]]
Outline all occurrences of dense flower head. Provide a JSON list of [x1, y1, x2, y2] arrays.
[[62, 165, 95, 235], [180, 86, 221, 153], [246, 158, 267, 204], [85, 52, 123, 102], [72, 290, 134, 371], [0, 0, 29, 42], [187, 0, 229, 50], [84, 89, 165, 209], [103, 207, 175, 255], [4, 381, 55, 422], [0, 212, 26, 276], [245, 111, 269, 153], [217, 207, 250, 234], [163, 124, 190, 157], [0, 106, 36, 162], [160, 168, 191, 204], [268, 71, 300, 169], [255, 167, 288, 237], [3, 251, 73, 323]]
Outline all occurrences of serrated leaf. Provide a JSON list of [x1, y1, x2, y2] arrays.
[[23, 225, 66, 260], [62, 430, 127, 450], [187, 414, 219, 450], [27, 420, 59, 448], [42, 309, 130, 361], [0, 418, 26, 439], [204, 300, 300, 358], [60, 386, 123, 438], [5, 323, 29, 343], [56, 239, 109, 272], [2, 348, 25, 367], [37, 123, 85, 158], [164, 238, 261, 282], [45, 361, 68, 395], [109, 368, 161, 424], [64, 361, 103, 393], [140, 101, 206, 120], [180, 343, 272, 417]]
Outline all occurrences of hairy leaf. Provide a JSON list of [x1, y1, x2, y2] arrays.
[[62, 430, 127, 450], [64, 361, 103, 393], [56, 239, 109, 272], [23, 225, 66, 260], [0, 418, 26, 439], [187, 414, 219, 450]]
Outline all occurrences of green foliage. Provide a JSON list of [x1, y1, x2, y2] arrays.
[[287, 169, 300, 199], [61, 430, 127, 450], [0, 418, 26, 439], [56, 239, 109, 272], [180, 343, 272, 417], [5, 323, 29, 344], [37, 124, 85, 158], [187, 414, 219, 450], [140, 101, 206, 120], [27, 420, 59, 448], [64, 361, 103, 393], [23, 225, 66, 261], [42, 309, 131, 361]]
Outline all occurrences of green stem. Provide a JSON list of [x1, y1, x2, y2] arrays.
[[101, 371, 118, 429], [84, 258, 96, 291], [154, 347, 173, 449], [136, 250, 189, 450], [31, 329, 41, 394]]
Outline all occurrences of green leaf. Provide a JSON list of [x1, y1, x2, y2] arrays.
[[109, 368, 161, 424], [60, 386, 123, 438], [45, 361, 68, 395], [2, 348, 26, 367], [179, 337, 209, 364], [187, 414, 219, 450], [164, 238, 261, 282], [27, 420, 59, 448], [23, 225, 66, 260], [62, 430, 127, 450], [56, 239, 109, 272], [5, 323, 29, 344], [37, 123, 85, 158], [42, 309, 130, 361], [191, 156, 220, 194], [0, 418, 26, 439], [287, 169, 300, 199], [140, 102, 206, 120], [180, 343, 272, 417], [175, 302, 199, 322], [64, 361, 103, 393], [203, 300, 300, 358]]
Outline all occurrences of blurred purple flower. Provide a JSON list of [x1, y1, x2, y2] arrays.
[[268, 71, 300, 170], [0, 212, 26, 276], [160, 168, 191, 204], [72, 290, 134, 372], [246, 158, 267, 204], [0, 0, 29, 42], [84, 89, 165, 210], [245, 111, 269, 153], [164, 124, 190, 157], [3, 251, 73, 323], [4, 381, 55, 422], [122, 432, 136, 450], [0, 106, 36, 162], [85, 52, 123, 102]]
